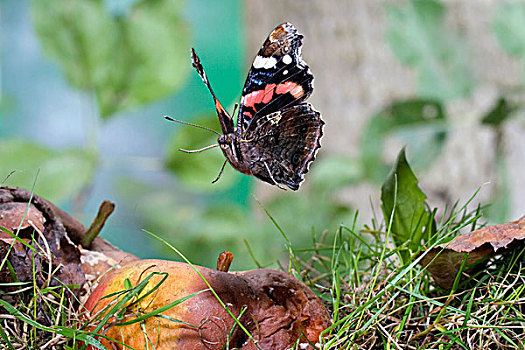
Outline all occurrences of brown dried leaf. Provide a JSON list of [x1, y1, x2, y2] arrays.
[[420, 216, 525, 289]]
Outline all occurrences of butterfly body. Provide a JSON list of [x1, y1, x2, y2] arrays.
[[187, 22, 324, 190]]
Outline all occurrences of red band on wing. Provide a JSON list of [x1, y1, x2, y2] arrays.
[[276, 81, 304, 98], [275, 81, 294, 94], [243, 84, 277, 113], [244, 90, 263, 109], [262, 84, 275, 104], [290, 84, 304, 98]]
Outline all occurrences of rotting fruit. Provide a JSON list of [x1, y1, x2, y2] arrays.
[[84, 259, 331, 350]]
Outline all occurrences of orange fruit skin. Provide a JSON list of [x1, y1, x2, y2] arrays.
[[84, 259, 330, 350]]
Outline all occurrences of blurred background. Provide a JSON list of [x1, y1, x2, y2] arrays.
[[1, 0, 524, 269]]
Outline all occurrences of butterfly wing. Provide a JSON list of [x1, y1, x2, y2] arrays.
[[237, 23, 314, 133], [191, 48, 235, 134], [242, 103, 324, 190]]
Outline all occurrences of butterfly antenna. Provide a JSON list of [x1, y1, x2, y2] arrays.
[[212, 160, 228, 184], [179, 144, 219, 153], [164, 116, 221, 136]]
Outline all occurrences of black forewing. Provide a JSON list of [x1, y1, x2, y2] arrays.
[[237, 23, 314, 133]]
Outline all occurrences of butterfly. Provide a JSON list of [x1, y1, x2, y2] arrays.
[[166, 22, 324, 190]]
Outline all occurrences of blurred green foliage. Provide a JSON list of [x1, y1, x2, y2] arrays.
[[309, 154, 363, 191], [32, 0, 189, 118], [493, 3, 525, 61], [380, 0, 525, 224], [386, 0, 473, 100], [481, 153, 510, 224], [165, 114, 241, 191], [117, 153, 354, 269], [0, 139, 95, 201], [361, 99, 447, 184]]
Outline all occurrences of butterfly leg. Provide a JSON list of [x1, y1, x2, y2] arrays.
[[263, 161, 287, 191], [212, 160, 228, 184]]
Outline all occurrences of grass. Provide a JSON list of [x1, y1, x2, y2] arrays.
[[290, 204, 525, 349], [0, 199, 524, 349]]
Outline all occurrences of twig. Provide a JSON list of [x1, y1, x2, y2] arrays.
[[81, 201, 115, 249]]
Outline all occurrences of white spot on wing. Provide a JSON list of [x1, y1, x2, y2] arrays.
[[253, 55, 277, 69], [282, 54, 292, 65], [283, 70, 288, 75], [269, 114, 282, 125]]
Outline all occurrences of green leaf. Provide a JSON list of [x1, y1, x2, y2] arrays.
[[360, 99, 447, 183], [481, 97, 517, 126], [381, 148, 432, 261], [165, 114, 241, 191], [386, 0, 473, 100], [32, 0, 189, 119], [0, 139, 95, 202]]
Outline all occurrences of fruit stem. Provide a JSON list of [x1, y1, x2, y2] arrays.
[[81, 200, 115, 249]]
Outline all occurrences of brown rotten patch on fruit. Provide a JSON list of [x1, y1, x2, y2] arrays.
[[84, 259, 331, 350]]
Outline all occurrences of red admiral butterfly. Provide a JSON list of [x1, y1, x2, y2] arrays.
[[167, 22, 324, 190]]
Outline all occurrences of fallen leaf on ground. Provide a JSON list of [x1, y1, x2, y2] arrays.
[[419, 215, 525, 289]]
